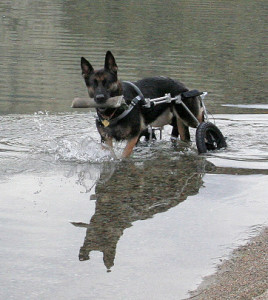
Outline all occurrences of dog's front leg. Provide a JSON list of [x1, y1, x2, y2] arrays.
[[122, 136, 140, 158], [102, 137, 117, 158]]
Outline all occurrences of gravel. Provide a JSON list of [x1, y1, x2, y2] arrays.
[[187, 227, 268, 300]]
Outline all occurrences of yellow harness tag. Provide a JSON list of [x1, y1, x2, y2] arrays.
[[102, 120, 110, 127]]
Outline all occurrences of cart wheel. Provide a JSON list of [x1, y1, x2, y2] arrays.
[[196, 122, 227, 153]]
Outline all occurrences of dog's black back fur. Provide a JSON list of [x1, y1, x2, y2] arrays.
[[123, 77, 188, 124]]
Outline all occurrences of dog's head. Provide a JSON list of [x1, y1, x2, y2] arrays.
[[81, 51, 122, 104]]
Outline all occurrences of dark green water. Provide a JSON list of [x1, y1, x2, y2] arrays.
[[0, 0, 267, 114]]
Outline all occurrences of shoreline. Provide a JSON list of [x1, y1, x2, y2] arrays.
[[187, 227, 268, 300]]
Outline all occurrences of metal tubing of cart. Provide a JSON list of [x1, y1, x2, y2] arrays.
[[176, 99, 200, 127], [149, 94, 200, 127], [200, 92, 209, 121]]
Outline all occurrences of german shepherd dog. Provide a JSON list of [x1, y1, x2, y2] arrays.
[[81, 51, 204, 158]]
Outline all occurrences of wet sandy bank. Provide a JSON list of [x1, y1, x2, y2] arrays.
[[187, 227, 268, 300]]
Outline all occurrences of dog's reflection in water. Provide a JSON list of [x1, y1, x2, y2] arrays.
[[72, 155, 215, 271]]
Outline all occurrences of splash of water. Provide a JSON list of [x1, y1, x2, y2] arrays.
[[53, 137, 113, 163]]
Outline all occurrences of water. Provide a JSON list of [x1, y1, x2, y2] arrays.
[[0, 0, 267, 114], [0, 1, 267, 299]]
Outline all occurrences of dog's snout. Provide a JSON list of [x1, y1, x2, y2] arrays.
[[95, 94, 106, 103]]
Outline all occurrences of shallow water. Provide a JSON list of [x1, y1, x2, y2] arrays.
[[0, 0, 268, 299], [1, 112, 268, 299]]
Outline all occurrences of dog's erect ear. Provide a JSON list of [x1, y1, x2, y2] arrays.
[[81, 57, 94, 77], [104, 51, 118, 73]]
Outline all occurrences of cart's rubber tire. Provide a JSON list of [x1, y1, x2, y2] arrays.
[[196, 122, 227, 153]]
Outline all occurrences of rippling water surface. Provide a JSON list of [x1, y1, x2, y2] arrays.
[[0, 1, 267, 299], [0, 0, 267, 114]]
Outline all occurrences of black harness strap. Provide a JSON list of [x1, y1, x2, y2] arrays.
[[97, 81, 145, 127], [123, 81, 145, 101]]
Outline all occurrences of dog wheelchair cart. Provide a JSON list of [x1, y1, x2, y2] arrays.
[[142, 90, 227, 153], [72, 85, 227, 154]]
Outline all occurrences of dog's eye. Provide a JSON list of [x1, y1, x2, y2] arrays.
[[94, 79, 98, 86], [102, 79, 107, 86]]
